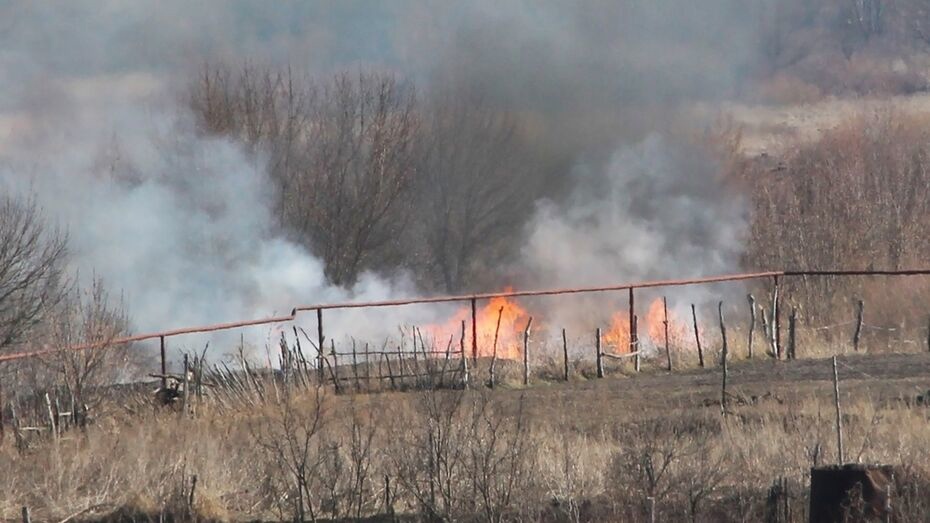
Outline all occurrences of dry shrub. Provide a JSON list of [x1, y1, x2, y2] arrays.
[[745, 111, 930, 334]]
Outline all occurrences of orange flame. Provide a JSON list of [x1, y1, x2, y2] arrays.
[[426, 292, 530, 360], [604, 298, 692, 354]]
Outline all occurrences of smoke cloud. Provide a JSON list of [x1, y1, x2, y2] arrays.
[[0, 1, 761, 358]]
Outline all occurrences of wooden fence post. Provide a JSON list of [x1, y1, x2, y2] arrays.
[[629, 288, 639, 372], [853, 300, 864, 352], [788, 308, 797, 360], [331, 340, 339, 393], [772, 277, 780, 358], [460, 320, 469, 388], [692, 304, 704, 368], [181, 354, 189, 418], [595, 328, 604, 378], [747, 294, 756, 359], [471, 298, 478, 364], [44, 392, 56, 440], [488, 306, 503, 389], [316, 308, 325, 382], [773, 276, 781, 359], [832, 356, 844, 464], [160, 335, 167, 390], [562, 328, 570, 381], [663, 297, 672, 372], [522, 317, 533, 386], [21, 506, 30, 523], [365, 343, 371, 390], [719, 302, 728, 414], [352, 340, 360, 392]]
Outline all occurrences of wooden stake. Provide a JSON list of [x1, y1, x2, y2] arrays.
[[182, 354, 189, 418], [488, 306, 503, 388], [562, 328, 570, 381], [926, 315, 930, 353], [522, 317, 533, 386], [316, 308, 325, 382], [595, 328, 604, 378], [160, 335, 167, 390], [629, 288, 638, 371], [44, 393, 56, 440], [747, 294, 756, 359], [364, 342, 371, 389], [471, 298, 478, 364], [788, 308, 797, 360], [692, 304, 704, 368], [352, 340, 360, 392], [718, 302, 728, 414], [21, 506, 30, 523], [772, 277, 780, 358], [331, 340, 339, 392], [832, 356, 844, 464], [384, 353, 396, 390], [460, 320, 469, 388], [853, 300, 864, 352], [663, 297, 672, 371]]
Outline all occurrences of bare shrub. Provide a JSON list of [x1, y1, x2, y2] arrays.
[[250, 386, 328, 521], [0, 193, 67, 353], [388, 389, 534, 522], [42, 276, 134, 409]]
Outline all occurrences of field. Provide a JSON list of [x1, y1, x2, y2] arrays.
[[3, 342, 930, 522]]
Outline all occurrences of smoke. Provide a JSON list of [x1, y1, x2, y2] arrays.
[[519, 134, 748, 329], [0, 1, 763, 358]]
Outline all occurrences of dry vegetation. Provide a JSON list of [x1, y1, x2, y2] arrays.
[[4, 2, 930, 521], [3, 350, 930, 522]]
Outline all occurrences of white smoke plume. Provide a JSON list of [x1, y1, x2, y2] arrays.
[[519, 134, 748, 331]]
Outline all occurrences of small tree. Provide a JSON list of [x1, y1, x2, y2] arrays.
[[45, 276, 133, 408], [0, 193, 67, 353]]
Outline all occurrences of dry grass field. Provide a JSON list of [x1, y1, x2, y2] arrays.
[[2, 346, 929, 522]]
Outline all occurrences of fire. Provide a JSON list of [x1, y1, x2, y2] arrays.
[[604, 298, 692, 354], [426, 292, 531, 360]]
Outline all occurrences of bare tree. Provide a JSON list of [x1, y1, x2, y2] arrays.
[[415, 91, 535, 292], [0, 193, 67, 353], [43, 276, 133, 408], [288, 72, 420, 285]]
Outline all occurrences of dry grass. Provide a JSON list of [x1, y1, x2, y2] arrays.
[[2, 346, 930, 522]]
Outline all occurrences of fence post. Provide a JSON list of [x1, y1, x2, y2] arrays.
[[595, 328, 604, 378], [719, 301, 728, 414], [352, 340, 360, 392], [331, 340, 339, 393], [488, 306, 503, 389], [692, 304, 704, 368], [788, 308, 797, 360], [522, 317, 533, 386], [853, 300, 864, 352], [747, 294, 756, 359], [316, 308, 325, 382], [562, 328, 570, 381], [21, 506, 30, 523], [160, 335, 167, 390], [471, 298, 478, 364], [772, 276, 781, 359], [629, 288, 639, 372], [663, 297, 672, 372], [44, 392, 56, 440], [181, 354, 189, 418], [460, 320, 469, 388], [832, 356, 844, 464]]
